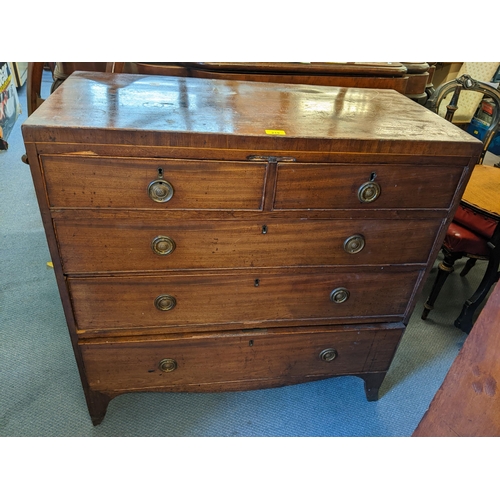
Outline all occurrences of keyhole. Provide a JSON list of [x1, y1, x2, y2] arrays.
[[370, 172, 377, 181], [158, 168, 164, 178], [254, 279, 260, 287], [249, 340, 254, 347], [262, 225, 268, 234]]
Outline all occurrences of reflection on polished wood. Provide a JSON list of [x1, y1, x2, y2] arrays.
[[27, 62, 434, 117], [24, 71, 475, 153]]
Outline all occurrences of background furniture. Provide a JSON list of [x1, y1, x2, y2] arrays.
[[414, 280, 500, 436], [22, 71, 481, 425], [421, 75, 500, 332], [181, 62, 419, 98], [434, 63, 500, 124], [26, 62, 117, 115]]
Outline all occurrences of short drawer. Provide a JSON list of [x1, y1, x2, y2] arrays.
[[68, 268, 420, 332], [41, 155, 266, 209], [80, 324, 404, 392], [274, 163, 464, 209], [55, 218, 442, 273]]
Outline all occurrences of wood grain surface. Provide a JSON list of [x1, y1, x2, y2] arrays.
[[81, 324, 404, 393], [68, 268, 420, 332], [413, 281, 500, 437], [23, 72, 482, 157], [55, 218, 441, 273], [462, 164, 500, 219]]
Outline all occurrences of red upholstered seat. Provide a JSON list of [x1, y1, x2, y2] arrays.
[[444, 204, 498, 256], [452, 205, 497, 240], [444, 221, 491, 256]]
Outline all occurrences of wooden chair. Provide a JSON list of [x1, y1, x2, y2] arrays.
[[421, 74, 500, 333], [22, 63, 126, 165], [26, 62, 125, 116]]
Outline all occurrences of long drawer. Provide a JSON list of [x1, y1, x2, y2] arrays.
[[68, 269, 420, 331], [55, 217, 442, 273], [80, 324, 404, 392], [40, 156, 266, 209], [274, 163, 465, 209]]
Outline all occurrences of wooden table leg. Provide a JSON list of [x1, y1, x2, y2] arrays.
[[84, 389, 113, 426], [357, 372, 387, 401]]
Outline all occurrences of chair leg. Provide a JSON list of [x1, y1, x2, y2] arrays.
[[460, 257, 477, 277], [422, 251, 460, 320], [454, 252, 500, 333]]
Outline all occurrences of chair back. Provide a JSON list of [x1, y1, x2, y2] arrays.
[[426, 74, 500, 164]]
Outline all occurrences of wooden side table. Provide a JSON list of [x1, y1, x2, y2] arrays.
[[413, 279, 500, 436]]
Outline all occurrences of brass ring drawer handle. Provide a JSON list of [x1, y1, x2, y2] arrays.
[[159, 358, 177, 372], [151, 236, 176, 255], [330, 287, 350, 304], [319, 348, 338, 362], [358, 181, 381, 203], [154, 294, 177, 311], [148, 179, 174, 203], [343, 234, 365, 254]]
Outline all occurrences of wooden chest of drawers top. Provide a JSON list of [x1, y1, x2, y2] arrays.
[[23, 71, 481, 158]]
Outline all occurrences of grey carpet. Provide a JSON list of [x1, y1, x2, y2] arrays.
[[0, 71, 494, 436]]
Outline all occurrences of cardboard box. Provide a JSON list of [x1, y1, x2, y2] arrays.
[[0, 62, 22, 150]]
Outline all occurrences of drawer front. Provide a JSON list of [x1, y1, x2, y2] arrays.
[[41, 156, 266, 209], [80, 326, 404, 392], [68, 269, 420, 331], [274, 163, 464, 209], [56, 218, 442, 273]]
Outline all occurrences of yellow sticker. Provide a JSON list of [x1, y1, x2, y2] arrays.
[[265, 129, 286, 135], [47, 261, 53, 268]]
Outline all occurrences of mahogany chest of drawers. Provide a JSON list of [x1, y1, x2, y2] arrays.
[[22, 71, 482, 425]]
